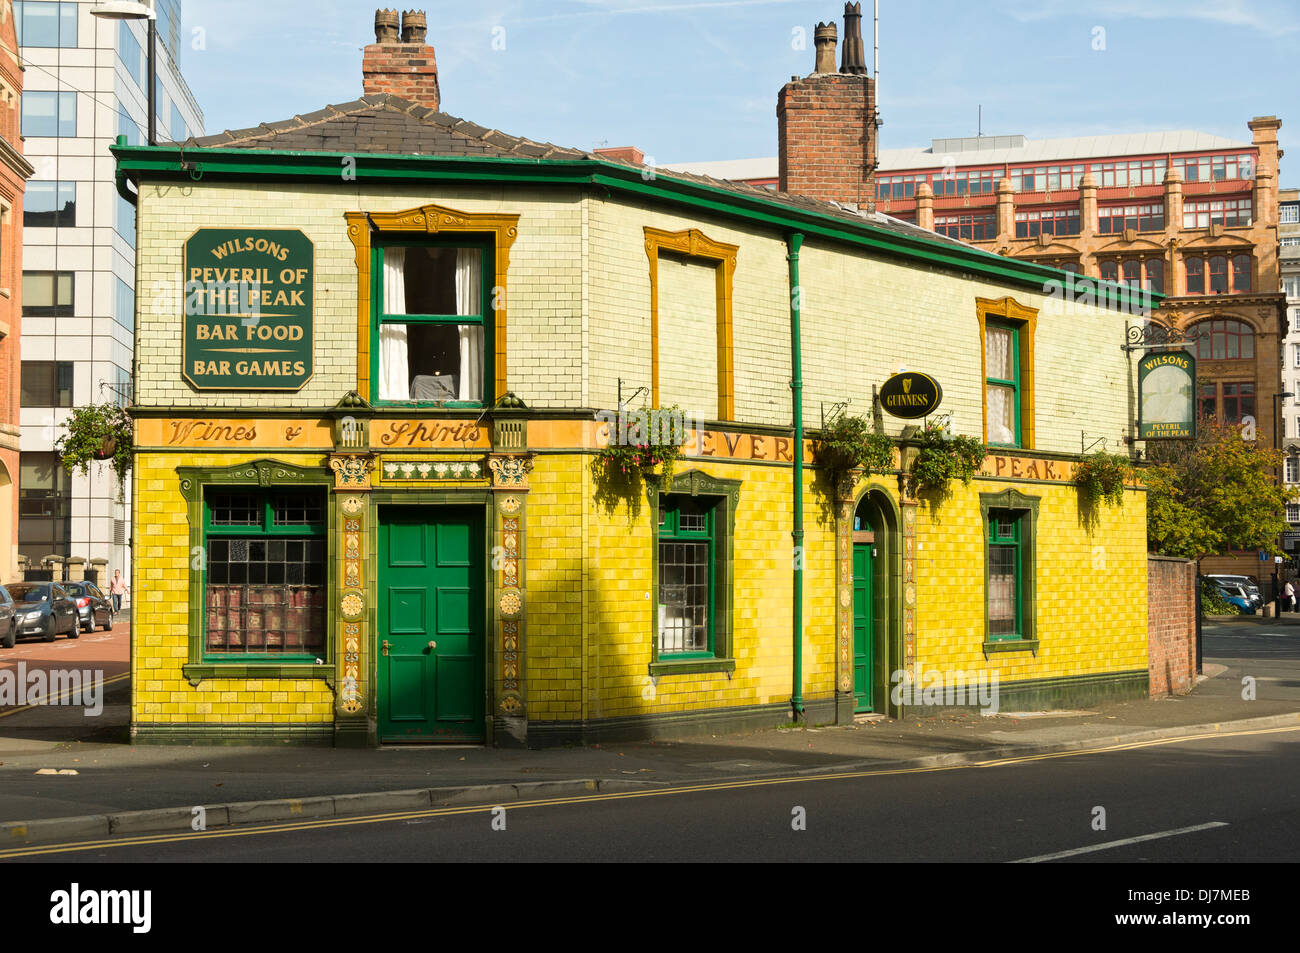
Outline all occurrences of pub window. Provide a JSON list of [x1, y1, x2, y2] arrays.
[[375, 242, 489, 404], [22, 271, 74, 316], [658, 495, 716, 658], [24, 181, 76, 228], [985, 321, 1020, 447], [203, 489, 327, 655], [987, 511, 1022, 640]]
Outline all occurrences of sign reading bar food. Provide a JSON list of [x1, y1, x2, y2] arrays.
[[1138, 350, 1195, 440], [183, 229, 314, 391], [878, 372, 943, 419]]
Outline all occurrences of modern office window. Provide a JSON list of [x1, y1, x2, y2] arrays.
[[14, 1, 78, 47], [1015, 207, 1080, 238], [117, 103, 140, 146], [1282, 204, 1300, 225], [657, 495, 715, 657], [116, 193, 136, 247], [21, 91, 76, 137], [374, 242, 490, 404], [169, 102, 188, 143], [119, 20, 144, 88], [19, 451, 72, 563], [1099, 203, 1164, 234], [22, 271, 74, 317], [935, 213, 996, 241], [20, 361, 74, 408], [1183, 197, 1253, 229], [114, 277, 135, 332], [112, 364, 132, 407], [1188, 319, 1255, 361], [24, 181, 75, 228], [202, 489, 327, 655]]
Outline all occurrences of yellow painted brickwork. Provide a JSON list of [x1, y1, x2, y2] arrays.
[[136, 183, 585, 410], [131, 452, 334, 725], [522, 454, 836, 722], [909, 478, 1148, 685]]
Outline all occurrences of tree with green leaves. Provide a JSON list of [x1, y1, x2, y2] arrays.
[[1145, 419, 1295, 559]]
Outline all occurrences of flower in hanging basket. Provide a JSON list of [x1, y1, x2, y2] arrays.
[[94, 435, 117, 460]]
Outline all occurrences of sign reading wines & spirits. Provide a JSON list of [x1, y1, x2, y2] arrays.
[[1138, 350, 1195, 440], [878, 372, 943, 419], [184, 229, 314, 391]]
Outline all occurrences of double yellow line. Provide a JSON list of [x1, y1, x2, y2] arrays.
[[2, 722, 1295, 860]]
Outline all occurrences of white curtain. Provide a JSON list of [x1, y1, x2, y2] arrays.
[[985, 327, 1015, 444], [456, 248, 483, 401], [380, 247, 409, 401]]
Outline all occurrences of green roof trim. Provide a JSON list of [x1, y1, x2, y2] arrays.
[[112, 143, 1162, 313]]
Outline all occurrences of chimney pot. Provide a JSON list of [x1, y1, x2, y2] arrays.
[[813, 21, 838, 74], [374, 8, 400, 44], [402, 9, 428, 44], [840, 2, 868, 75]]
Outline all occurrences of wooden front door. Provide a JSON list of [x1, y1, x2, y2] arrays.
[[378, 507, 485, 743], [852, 541, 874, 712]]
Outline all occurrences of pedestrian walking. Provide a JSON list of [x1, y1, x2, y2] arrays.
[[109, 569, 129, 613]]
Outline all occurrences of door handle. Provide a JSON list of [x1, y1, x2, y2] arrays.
[[382, 640, 391, 656], [427, 641, 437, 651]]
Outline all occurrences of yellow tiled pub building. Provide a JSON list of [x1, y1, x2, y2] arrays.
[[117, 11, 1155, 746]]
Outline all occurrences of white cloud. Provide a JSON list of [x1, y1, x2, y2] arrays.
[[1004, 0, 1300, 34]]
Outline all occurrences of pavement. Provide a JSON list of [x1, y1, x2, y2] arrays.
[[0, 614, 1296, 847]]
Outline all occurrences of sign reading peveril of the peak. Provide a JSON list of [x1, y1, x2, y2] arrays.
[[183, 228, 315, 391]]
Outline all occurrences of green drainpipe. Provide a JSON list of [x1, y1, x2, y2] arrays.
[[788, 232, 805, 719]]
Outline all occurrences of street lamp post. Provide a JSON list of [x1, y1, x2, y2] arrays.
[[90, 1, 157, 147]]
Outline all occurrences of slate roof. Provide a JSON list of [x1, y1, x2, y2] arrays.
[[181, 93, 998, 255]]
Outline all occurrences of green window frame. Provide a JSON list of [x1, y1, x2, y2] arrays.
[[201, 489, 327, 661], [370, 237, 493, 408], [979, 489, 1040, 655], [648, 470, 740, 677], [657, 495, 716, 660], [985, 320, 1021, 447], [179, 461, 335, 685]]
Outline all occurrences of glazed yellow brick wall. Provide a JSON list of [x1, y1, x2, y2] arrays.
[[909, 478, 1148, 685], [131, 452, 335, 725], [585, 194, 1131, 457], [527, 454, 837, 722], [136, 183, 585, 409]]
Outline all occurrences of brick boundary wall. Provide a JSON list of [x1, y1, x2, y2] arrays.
[[1148, 555, 1196, 696]]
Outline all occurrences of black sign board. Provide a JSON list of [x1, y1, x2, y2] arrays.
[[878, 372, 943, 419]]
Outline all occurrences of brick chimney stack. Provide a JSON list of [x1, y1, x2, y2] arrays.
[[778, 4, 878, 210], [363, 8, 440, 111]]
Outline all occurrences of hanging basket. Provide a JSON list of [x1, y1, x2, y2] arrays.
[[93, 435, 117, 460]]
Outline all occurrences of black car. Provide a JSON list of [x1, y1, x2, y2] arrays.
[[62, 581, 114, 633], [0, 586, 15, 648], [6, 583, 80, 643]]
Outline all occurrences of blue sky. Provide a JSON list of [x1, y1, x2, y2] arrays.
[[182, 0, 1297, 180]]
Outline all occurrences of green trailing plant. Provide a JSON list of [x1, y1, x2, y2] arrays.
[[592, 405, 689, 518], [908, 417, 986, 497], [1199, 581, 1237, 616], [813, 413, 895, 488], [55, 402, 133, 503], [1073, 451, 1132, 507]]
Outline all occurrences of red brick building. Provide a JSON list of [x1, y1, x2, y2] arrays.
[[0, 0, 34, 583]]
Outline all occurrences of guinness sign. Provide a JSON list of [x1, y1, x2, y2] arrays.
[[879, 372, 942, 419]]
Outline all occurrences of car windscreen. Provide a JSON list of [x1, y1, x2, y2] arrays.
[[8, 585, 50, 602]]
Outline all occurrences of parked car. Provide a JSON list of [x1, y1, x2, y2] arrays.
[[1208, 581, 1255, 615], [0, 586, 15, 648], [1205, 574, 1263, 609], [5, 583, 80, 643], [61, 581, 114, 633]]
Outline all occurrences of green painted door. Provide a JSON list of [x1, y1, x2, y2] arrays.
[[852, 542, 874, 712], [378, 507, 485, 743]]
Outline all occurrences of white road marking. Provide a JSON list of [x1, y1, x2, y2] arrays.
[[1010, 821, 1229, 863]]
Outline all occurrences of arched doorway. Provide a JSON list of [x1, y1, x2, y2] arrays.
[[852, 488, 901, 716]]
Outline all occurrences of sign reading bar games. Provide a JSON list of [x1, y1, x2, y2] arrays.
[[1138, 350, 1196, 440], [183, 229, 314, 391], [878, 372, 943, 419]]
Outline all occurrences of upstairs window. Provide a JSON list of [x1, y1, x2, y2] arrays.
[[375, 242, 490, 404], [1184, 254, 1252, 294], [21, 91, 76, 137], [935, 213, 996, 241], [25, 181, 75, 228], [1183, 197, 1253, 229], [1099, 203, 1164, 234], [14, 1, 78, 47], [1188, 319, 1255, 361], [985, 322, 1020, 446], [1015, 207, 1080, 238]]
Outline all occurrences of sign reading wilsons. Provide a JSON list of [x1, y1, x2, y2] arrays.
[[184, 229, 314, 390], [1138, 350, 1196, 440]]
